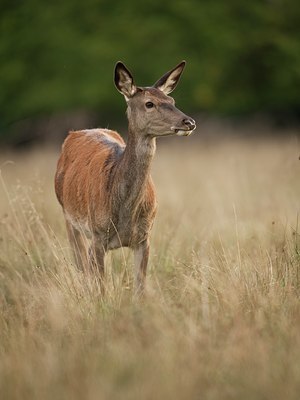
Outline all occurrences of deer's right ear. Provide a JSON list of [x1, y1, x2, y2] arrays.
[[114, 62, 137, 100]]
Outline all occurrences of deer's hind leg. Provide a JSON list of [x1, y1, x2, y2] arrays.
[[134, 239, 149, 296], [88, 235, 106, 292], [65, 220, 87, 271], [88, 235, 106, 277]]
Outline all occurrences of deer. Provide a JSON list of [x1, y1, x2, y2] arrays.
[[55, 60, 196, 295]]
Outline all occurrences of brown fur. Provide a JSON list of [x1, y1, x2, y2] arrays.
[[55, 61, 195, 294], [55, 129, 156, 248]]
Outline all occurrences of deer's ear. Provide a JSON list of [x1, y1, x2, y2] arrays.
[[153, 61, 186, 95], [114, 62, 137, 99]]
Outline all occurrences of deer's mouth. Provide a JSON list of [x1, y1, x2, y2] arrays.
[[171, 126, 196, 136]]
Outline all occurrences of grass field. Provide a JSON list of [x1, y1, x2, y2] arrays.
[[0, 135, 300, 399]]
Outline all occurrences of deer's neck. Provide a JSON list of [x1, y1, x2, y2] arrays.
[[116, 127, 156, 207]]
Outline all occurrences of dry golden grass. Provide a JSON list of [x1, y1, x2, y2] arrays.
[[0, 136, 300, 399]]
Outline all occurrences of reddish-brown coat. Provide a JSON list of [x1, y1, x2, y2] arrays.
[[55, 128, 157, 248], [55, 129, 124, 220], [54, 61, 195, 294]]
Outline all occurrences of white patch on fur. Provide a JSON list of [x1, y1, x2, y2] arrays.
[[83, 129, 124, 146]]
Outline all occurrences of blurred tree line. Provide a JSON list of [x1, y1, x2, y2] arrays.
[[1, 0, 300, 144]]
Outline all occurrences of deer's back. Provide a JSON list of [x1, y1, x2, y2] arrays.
[[55, 129, 125, 228]]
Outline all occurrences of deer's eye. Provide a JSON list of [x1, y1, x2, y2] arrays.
[[145, 101, 154, 109]]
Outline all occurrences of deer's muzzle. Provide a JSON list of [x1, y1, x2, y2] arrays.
[[171, 117, 196, 136]]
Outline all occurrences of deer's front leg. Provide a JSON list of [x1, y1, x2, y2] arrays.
[[134, 239, 149, 296]]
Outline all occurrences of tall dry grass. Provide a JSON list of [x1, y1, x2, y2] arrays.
[[0, 136, 300, 399]]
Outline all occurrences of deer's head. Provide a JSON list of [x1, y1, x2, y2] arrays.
[[114, 61, 196, 138]]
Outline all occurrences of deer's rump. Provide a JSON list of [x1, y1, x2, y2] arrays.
[[55, 129, 125, 229]]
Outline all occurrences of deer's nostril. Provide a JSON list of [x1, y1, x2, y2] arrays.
[[183, 118, 195, 129]]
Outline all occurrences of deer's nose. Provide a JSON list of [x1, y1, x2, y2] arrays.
[[182, 117, 196, 130]]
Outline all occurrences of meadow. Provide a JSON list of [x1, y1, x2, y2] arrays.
[[0, 134, 300, 399]]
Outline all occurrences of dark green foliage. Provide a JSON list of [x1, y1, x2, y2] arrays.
[[1, 0, 300, 141]]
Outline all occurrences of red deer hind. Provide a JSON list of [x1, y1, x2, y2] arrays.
[[55, 61, 196, 294]]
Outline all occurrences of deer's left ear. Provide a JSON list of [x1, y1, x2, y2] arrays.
[[114, 62, 137, 100], [153, 61, 186, 95]]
